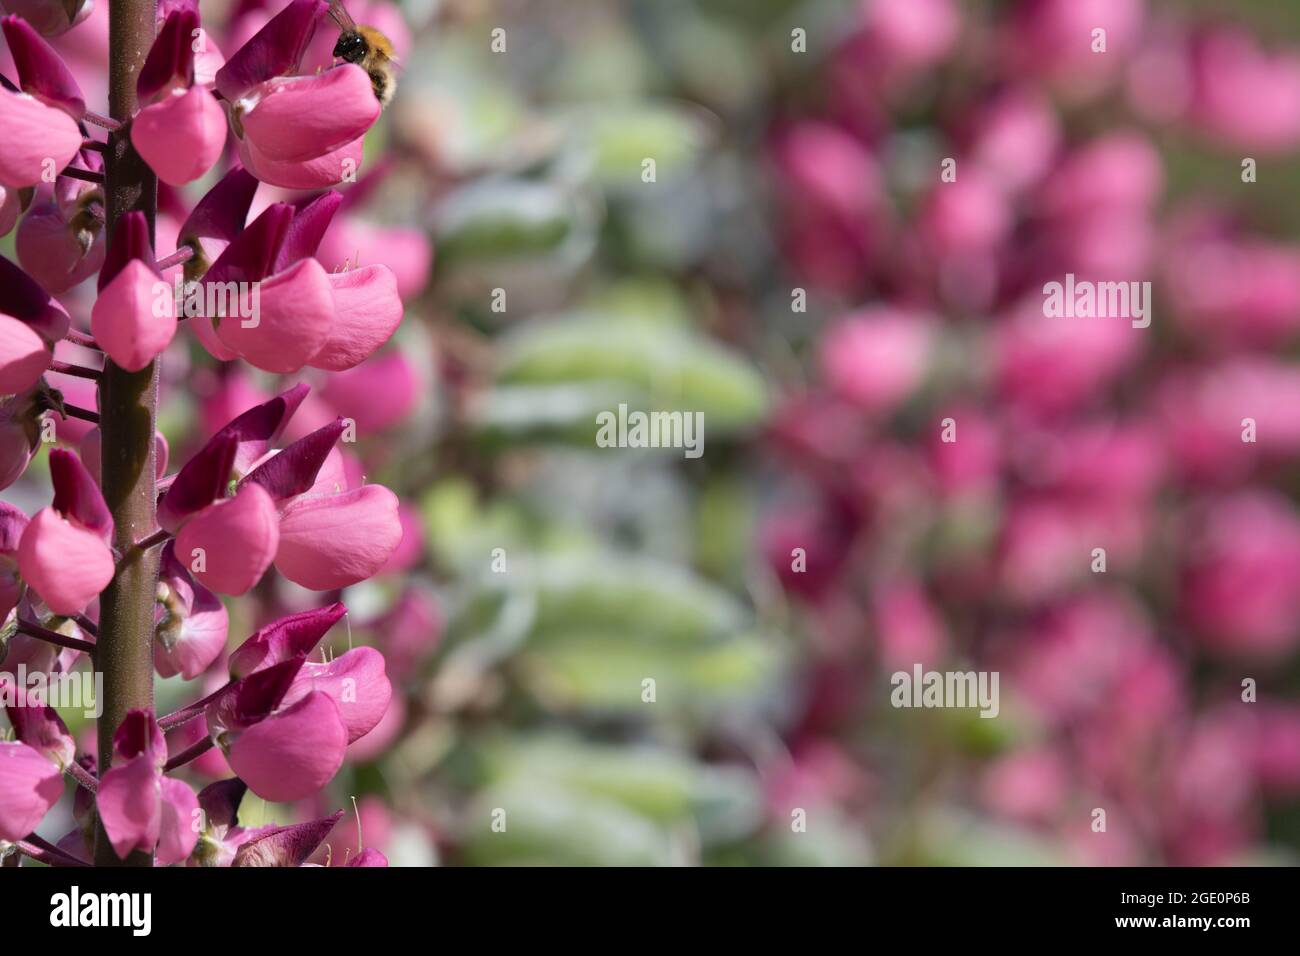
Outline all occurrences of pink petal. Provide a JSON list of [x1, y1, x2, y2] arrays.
[[0, 89, 82, 188], [310, 264, 403, 371], [16, 507, 114, 614], [274, 484, 402, 590], [15, 203, 105, 294], [240, 66, 378, 163], [175, 483, 280, 596], [154, 582, 229, 680], [214, 257, 333, 373], [90, 259, 176, 372], [0, 315, 51, 394], [96, 753, 161, 860], [0, 740, 63, 841], [131, 87, 227, 186], [287, 647, 391, 743], [238, 133, 364, 190], [226, 690, 347, 802], [156, 777, 200, 865]]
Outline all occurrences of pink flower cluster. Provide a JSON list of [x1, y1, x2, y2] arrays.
[[0, 0, 425, 866], [765, 0, 1300, 864]]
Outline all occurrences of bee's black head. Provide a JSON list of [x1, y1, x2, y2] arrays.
[[333, 32, 367, 63]]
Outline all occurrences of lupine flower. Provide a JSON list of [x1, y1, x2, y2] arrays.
[[90, 211, 176, 370], [241, 418, 403, 588], [96, 709, 200, 863], [205, 603, 390, 802], [0, 18, 84, 188], [189, 190, 401, 374], [0, 691, 74, 843], [0, 254, 70, 394], [215, 0, 379, 189], [130, 6, 226, 185], [153, 542, 229, 680], [17, 447, 114, 614]]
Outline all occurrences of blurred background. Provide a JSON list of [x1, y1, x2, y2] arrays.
[[6, 0, 1300, 865]]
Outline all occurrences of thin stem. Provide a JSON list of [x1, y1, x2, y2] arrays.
[[61, 404, 100, 424], [155, 245, 195, 270], [82, 140, 109, 153], [159, 681, 231, 731], [82, 109, 122, 131], [73, 614, 99, 637], [50, 359, 103, 381], [16, 837, 89, 868], [15, 620, 96, 655], [135, 528, 171, 550], [65, 760, 99, 794], [65, 329, 101, 349], [60, 166, 105, 184], [95, 0, 161, 869], [163, 736, 215, 772]]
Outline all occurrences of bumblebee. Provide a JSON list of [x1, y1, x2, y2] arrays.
[[328, 1, 398, 107]]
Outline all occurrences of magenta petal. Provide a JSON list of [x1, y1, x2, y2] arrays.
[[290, 647, 391, 743], [197, 777, 247, 830], [156, 777, 200, 865], [275, 190, 343, 270], [227, 691, 347, 802], [97, 210, 155, 290], [219, 381, 311, 473], [132, 88, 227, 186], [242, 418, 345, 500], [232, 809, 343, 867], [311, 265, 403, 371], [345, 847, 388, 867], [227, 601, 347, 679], [204, 202, 292, 286], [215, 0, 326, 102], [215, 257, 333, 373], [179, 166, 259, 245], [17, 508, 114, 614], [137, 7, 200, 102], [275, 484, 402, 590], [175, 482, 280, 596], [241, 66, 378, 163], [113, 708, 166, 764], [91, 260, 176, 372], [158, 431, 237, 533], [0, 741, 63, 841], [1, 15, 84, 117], [97, 754, 161, 860], [0, 254, 70, 343], [4, 699, 75, 769], [49, 447, 112, 537]]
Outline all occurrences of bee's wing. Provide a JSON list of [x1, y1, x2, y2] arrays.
[[326, 0, 357, 32]]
